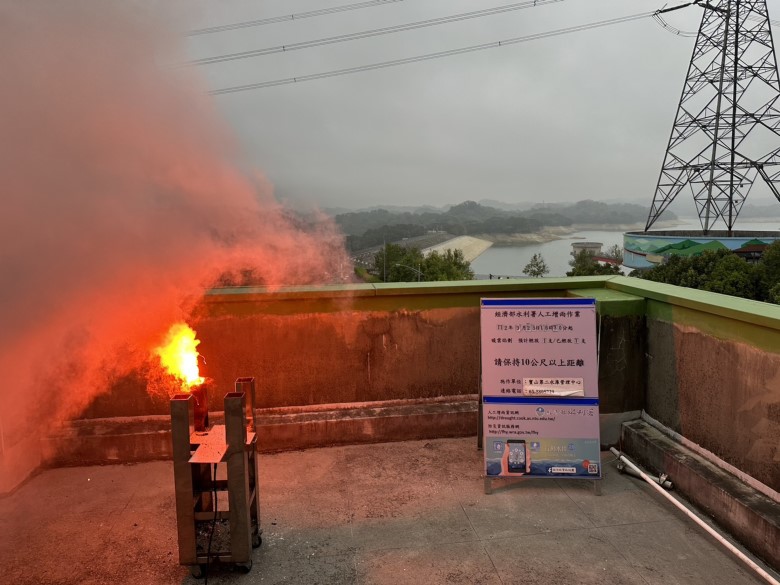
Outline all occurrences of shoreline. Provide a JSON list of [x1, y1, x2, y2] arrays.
[[477, 220, 687, 247]]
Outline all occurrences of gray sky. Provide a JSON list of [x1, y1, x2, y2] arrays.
[[181, 0, 779, 211]]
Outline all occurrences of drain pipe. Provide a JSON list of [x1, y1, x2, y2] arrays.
[[609, 449, 779, 585]]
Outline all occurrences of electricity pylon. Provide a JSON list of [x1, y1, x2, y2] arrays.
[[646, 0, 780, 234]]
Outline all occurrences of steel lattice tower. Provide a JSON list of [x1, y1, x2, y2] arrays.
[[646, 0, 780, 234]]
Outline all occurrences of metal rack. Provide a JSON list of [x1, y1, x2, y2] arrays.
[[170, 378, 262, 578]]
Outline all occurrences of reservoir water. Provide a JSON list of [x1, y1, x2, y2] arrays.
[[470, 219, 780, 279]]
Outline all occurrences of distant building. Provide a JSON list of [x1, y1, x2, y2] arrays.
[[571, 242, 603, 257]]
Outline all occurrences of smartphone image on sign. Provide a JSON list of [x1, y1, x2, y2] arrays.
[[506, 439, 529, 474]]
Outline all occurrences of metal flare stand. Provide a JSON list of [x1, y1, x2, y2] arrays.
[[170, 377, 262, 578]]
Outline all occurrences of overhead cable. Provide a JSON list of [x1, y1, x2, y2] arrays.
[[187, 0, 407, 36], [190, 0, 566, 66], [746, 12, 780, 27], [652, 12, 697, 36], [210, 11, 654, 95], [652, 2, 780, 40]]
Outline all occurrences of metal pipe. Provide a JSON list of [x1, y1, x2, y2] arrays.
[[610, 448, 779, 585], [235, 377, 257, 433], [614, 455, 673, 489], [191, 383, 210, 432]]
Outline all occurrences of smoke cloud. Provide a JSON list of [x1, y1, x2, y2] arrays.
[[0, 1, 350, 464]]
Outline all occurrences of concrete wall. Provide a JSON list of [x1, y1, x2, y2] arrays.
[[80, 277, 643, 420], [608, 277, 780, 492], [29, 278, 646, 478], [7, 275, 780, 498]]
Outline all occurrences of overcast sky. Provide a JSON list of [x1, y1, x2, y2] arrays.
[[180, 0, 780, 211]]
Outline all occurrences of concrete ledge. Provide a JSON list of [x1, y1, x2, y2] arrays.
[[40, 398, 634, 469], [256, 395, 478, 452], [0, 435, 43, 495], [41, 417, 174, 468], [41, 395, 480, 467], [621, 419, 780, 570]]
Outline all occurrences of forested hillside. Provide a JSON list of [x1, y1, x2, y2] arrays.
[[338, 200, 665, 252]]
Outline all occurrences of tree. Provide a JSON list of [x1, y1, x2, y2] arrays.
[[603, 244, 624, 264], [373, 243, 408, 281], [757, 240, 780, 299], [700, 253, 759, 298], [373, 245, 473, 282], [388, 247, 425, 282], [523, 253, 549, 278], [422, 248, 474, 281], [566, 250, 621, 276], [639, 254, 694, 287], [768, 282, 780, 304], [638, 249, 765, 302]]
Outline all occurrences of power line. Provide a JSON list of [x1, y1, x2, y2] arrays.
[[210, 11, 655, 95], [653, 4, 780, 37], [190, 0, 566, 66], [187, 0, 407, 36], [653, 14, 780, 38], [746, 12, 780, 27], [652, 12, 697, 36]]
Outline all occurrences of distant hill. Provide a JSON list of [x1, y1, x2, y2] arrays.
[[323, 206, 355, 216], [635, 197, 780, 221], [350, 204, 451, 214], [530, 200, 664, 225], [739, 202, 780, 219], [477, 199, 534, 212], [335, 199, 671, 252]]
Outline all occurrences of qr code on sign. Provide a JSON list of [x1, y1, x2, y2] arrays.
[[587, 463, 599, 474]]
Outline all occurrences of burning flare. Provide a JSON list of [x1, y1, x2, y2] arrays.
[[154, 322, 205, 390]]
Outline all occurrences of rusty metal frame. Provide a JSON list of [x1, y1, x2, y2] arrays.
[[170, 380, 262, 576]]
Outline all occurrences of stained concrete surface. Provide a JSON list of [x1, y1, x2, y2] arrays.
[[0, 437, 775, 585]]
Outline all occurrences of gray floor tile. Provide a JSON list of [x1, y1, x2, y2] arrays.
[[563, 482, 670, 527], [485, 527, 648, 585], [355, 541, 501, 585], [459, 480, 595, 539], [599, 519, 767, 585]]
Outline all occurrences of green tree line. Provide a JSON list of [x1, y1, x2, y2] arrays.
[[563, 242, 780, 304], [371, 243, 474, 282], [637, 243, 780, 303]]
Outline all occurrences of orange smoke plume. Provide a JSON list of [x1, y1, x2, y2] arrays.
[[0, 0, 352, 489]]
